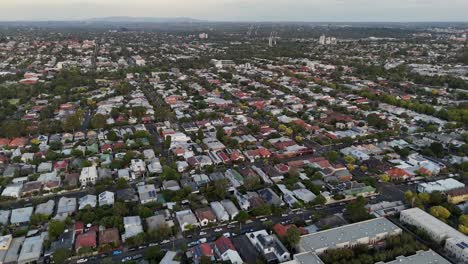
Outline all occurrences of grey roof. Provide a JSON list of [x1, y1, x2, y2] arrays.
[[0, 210, 11, 225], [3, 236, 25, 264], [138, 184, 157, 203], [220, 199, 239, 217], [258, 188, 282, 206], [299, 217, 401, 253], [35, 200, 55, 216], [146, 215, 166, 230], [56, 197, 77, 215], [10, 207, 33, 224], [79, 195, 97, 210], [376, 250, 451, 264], [17, 234, 45, 264], [292, 252, 324, 264]]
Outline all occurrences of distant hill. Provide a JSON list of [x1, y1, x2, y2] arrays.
[[86, 16, 203, 23]]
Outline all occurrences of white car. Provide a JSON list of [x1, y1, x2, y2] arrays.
[[198, 238, 207, 243], [77, 259, 88, 264], [187, 241, 199, 247], [222, 232, 231, 238], [161, 239, 171, 244], [214, 228, 223, 232], [121, 257, 132, 263], [199, 231, 207, 236], [259, 218, 268, 222]]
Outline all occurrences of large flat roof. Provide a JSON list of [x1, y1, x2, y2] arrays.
[[299, 217, 401, 253], [400, 208, 466, 241], [376, 250, 451, 264]]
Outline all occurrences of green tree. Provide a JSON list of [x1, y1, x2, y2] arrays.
[[344, 196, 372, 223], [53, 248, 71, 264], [91, 114, 106, 129], [429, 206, 451, 220], [325, 151, 339, 163], [235, 211, 250, 223], [48, 220, 66, 240], [285, 225, 301, 247], [62, 113, 83, 132]]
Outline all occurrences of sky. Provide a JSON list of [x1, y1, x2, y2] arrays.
[[1, 0, 468, 22]]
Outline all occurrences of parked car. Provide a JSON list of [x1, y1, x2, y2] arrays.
[[121, 256, 132, 263], [112, 250, 123, 256], [77, 259, 88, 264]]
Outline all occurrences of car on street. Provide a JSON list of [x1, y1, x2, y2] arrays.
[[121, 256, 132, 263], [199, 231, 207, 236], [188, 241, 199, 247], [112, 250, 123, 256], [198, 238, 207, 243], [214, 228, 223, 232], [132, 254, 143, 260], [161, 239, 171, 244], [259, 218, 268, 222], [77, 259, 88, 264]]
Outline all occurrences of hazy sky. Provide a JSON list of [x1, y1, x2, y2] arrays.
[[1, 0, 468, 22]]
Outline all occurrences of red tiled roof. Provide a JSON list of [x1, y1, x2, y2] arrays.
[[386, 168, 411, 179], [75, 231, 97, 251], [214, 236, 236, 255]]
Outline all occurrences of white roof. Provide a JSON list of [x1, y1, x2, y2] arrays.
[[400, 208, 466, 242], [299, 218, 401, 253], [418, 178, 464, 193]]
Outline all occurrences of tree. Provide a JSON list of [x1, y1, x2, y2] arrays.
[[53, 248, 71, 264], [344, 196, 372, 223], [30, 213, 49, 226], [429, 191, 446, 205], [91, 114, 106, 129], [200, 256, 213, 264], [429, 142, 444, 158], [251, 204, 272, 217], [429, 206, 451, 220], [115, 178, 128, 190], [144, 246, 163, 261], [131, 106, 147, 120], [285, 225, 301, 247], [235, 211, 249, 223], [325, 151, 339, 163], [379, 174, 390, 182], [312, 195, 326, 205], [417, 193, 430, 204], [62, 112, 83, 132], [164, 136, 172, 149], [459, 214, 468, 234], [49, 220, 66, 239]]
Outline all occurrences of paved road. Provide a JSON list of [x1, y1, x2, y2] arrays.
[[71, 203, 349, 263]]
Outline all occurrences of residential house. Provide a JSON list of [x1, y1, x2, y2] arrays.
[[247, 230, 291, 263], [214, 236, 243, 264], [122, 216, 144, 242], [195, 207, 217, 226], [137, 184, 158, 204], [80, 166, 98, 185]]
